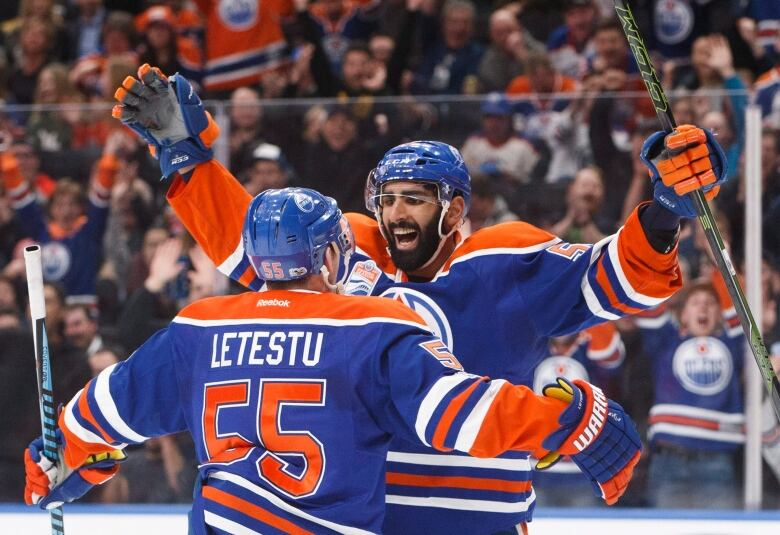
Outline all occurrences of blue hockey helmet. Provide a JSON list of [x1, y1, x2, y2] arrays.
[[243, 188, 354, 282], [365, 141, 471, 215]]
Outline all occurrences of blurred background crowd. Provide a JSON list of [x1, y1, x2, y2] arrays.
[[0, 0, 780, 511]]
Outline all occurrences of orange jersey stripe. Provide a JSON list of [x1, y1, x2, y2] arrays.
[[202, 485, 312, 535], [648, 414, 721, 431], [431, 379, 486, 451], [386, 472, 532, 493], [595, 261, 644, 316], [59, 410, 117, 470], [77, 381, 116, 445]]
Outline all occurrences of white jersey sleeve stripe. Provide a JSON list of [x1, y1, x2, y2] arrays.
[[217, 239, 246, 277], [385, 489, 536, 513], [453, 380, 509, 452], [204, 512, 262, 535], [94, 364, 150, 443], [415, 374, 475, 447], [581, 236, 620, 321]]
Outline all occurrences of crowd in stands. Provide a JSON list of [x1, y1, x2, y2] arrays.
[[1, 0, 780, 510]]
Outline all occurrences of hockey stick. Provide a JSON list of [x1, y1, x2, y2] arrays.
[[24, 245, 65, 535], [613, 0, 780, 420]]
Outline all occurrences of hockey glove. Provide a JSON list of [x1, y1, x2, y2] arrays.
[[112, 63, 219, 178], [640, 124, 727, 218], [24, 430, 126, 510], [536, 378, 642, 505]]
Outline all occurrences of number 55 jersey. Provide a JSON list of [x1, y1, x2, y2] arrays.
[[166, 160, 683, 533], [58, 290, 576, 534]]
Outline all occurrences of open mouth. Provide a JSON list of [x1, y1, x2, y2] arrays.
[[392, 227, 419, 250]]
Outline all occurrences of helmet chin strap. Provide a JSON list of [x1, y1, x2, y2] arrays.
[[414, 200, 460, 273], [374, 201, 461, 274], [320, 243, 350, 294]]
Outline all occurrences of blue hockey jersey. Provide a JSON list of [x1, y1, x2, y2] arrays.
[[59, 290, 573, 534], [166, 160, 682, 533], [637, 307, 745, 451]]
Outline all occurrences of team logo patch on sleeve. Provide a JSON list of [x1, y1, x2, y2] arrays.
[[344, 260, 381, 296]]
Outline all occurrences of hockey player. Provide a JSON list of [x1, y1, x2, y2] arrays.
[[24, 187, 642, 534], [111, 65, 726, 533]]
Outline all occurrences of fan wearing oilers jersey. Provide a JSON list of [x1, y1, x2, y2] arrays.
[[636, 278, 745, 509], [23, 187, 640, 535], [111, 64, 729, 534]]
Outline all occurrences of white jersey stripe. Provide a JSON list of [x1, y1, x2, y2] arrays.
[[581, 236, 621, 321], [431, 240, 561, 281], [217, 239, 246, 277], [386, 451, 531, 471], [649, 423, 745, 444], [204, 511, 262, 535], [453, 380, 508, 452], [415, 374, 475, 447], [173, 315, 432, 332], [606, 231, 666, 307], [385, 489, 536, 513], [208, 471, 375, 535], [94, 364, 149, 443], [634, 312, 671, 329]]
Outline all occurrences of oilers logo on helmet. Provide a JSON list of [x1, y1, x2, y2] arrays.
[[379, 287, 453, 349]]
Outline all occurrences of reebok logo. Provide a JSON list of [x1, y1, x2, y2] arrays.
[[256, 298, 290, 307], [573, 386, 608, 452], [171, 155, 190, 165]]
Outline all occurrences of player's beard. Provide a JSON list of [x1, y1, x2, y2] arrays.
[[386, 211, 442, 273]]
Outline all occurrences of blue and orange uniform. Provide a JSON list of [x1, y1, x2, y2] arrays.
[[163, 160, 681, 533], [57, 290, 577, 534]]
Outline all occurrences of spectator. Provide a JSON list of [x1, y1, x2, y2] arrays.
[[2, 0, 70, 64], [87, 343, 122, 377], [755, 63, 780, 127], [66, 0, 107, 60], [227, 86, 265, 171], [546, 0, 598, 79], [7, 17, 55, 105], [476, 8, 545, 93], [1, 133, 120, 301], [463, 175, 518, 234], [135, 4, 202, 84], [460, 92, 539, 185], [57, 303, 100, 401], [8, 139, 56, 201], [125, 225, 173, 298], [411, 0, 483, 94], [298, 104, 382, 212], [0, 275, 20, 316], [507, 52, 583, 183], [26, 62, 80, 154], [70, 11, 138, 102], [195, 0, 294, 95], [637, 279, 744, 509], [701, 109, 742, 180], [549, 165, 609, 243], [241, 142, 292, 196], [307, 0, 381, 74]]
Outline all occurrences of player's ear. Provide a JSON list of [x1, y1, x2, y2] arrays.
[[444, 196, 466, 229], [323, 244, 339, 284]]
